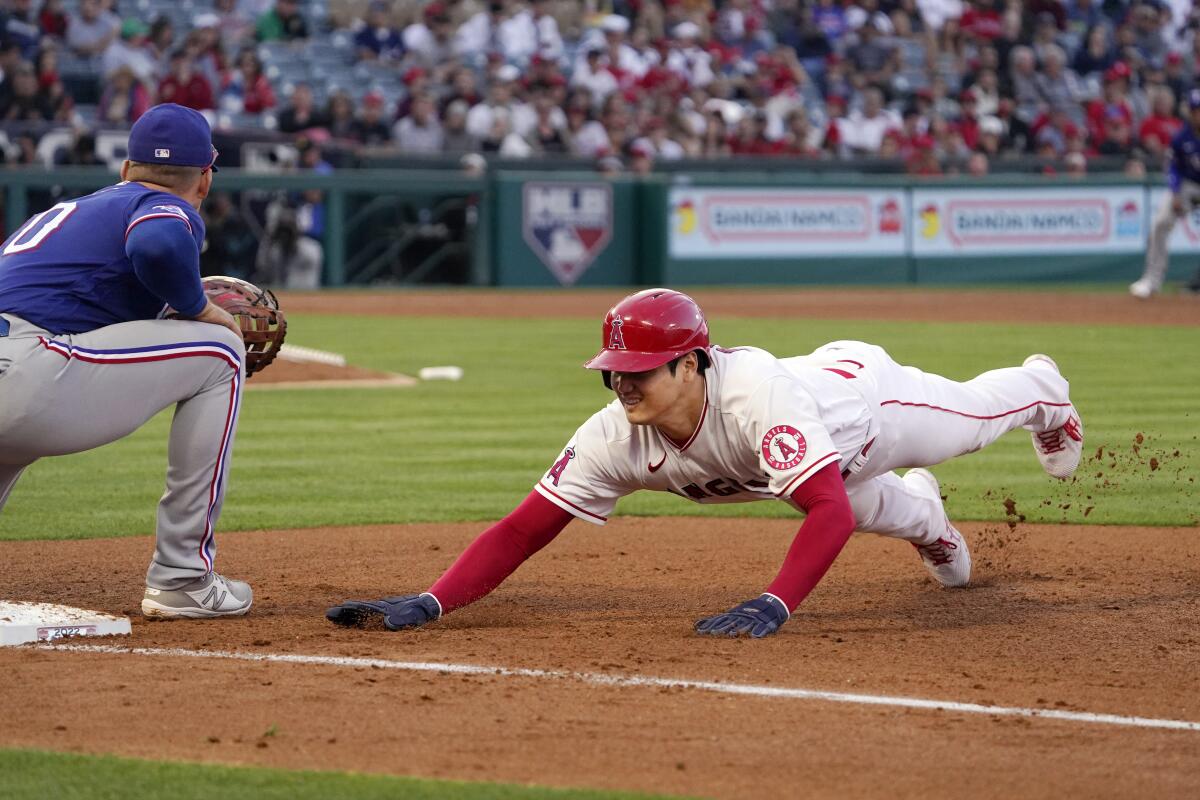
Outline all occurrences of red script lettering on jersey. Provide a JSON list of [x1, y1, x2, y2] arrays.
[[547, 448, 575, 486]]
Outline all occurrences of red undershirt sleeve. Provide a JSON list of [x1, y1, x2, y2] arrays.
[[764, 462, 857, 612], [428, 490, 574, 614]]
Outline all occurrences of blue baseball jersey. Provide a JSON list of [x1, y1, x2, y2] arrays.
[[1167, 124, 1200, 193], [0, 182, 206, 334]]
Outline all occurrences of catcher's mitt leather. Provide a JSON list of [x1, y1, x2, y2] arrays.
[[189, 276, 287, 377]]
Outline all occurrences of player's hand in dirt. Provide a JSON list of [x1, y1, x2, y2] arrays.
[[694, 594, 789, 638], [189, 299, 244, 344], [325, 593, 442, 631]]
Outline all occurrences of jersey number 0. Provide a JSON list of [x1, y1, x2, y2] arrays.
[[2, 202, 78, 255]]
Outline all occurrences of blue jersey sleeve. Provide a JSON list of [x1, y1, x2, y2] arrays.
[[124, 200, 206, 317]]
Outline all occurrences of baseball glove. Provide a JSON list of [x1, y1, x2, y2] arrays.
[[180, 276, 287, 377]]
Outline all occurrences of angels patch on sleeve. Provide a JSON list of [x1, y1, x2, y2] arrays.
[[762, 425, 807, 470]]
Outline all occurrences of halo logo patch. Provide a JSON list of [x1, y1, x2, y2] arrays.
[[762, 425, 807, 470]]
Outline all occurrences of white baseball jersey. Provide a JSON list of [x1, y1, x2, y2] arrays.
[[534, 345, 879, 525]]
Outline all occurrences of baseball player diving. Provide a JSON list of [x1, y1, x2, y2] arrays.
[[328, 289, 1084, 638], [1130, 88, 1200, 299], [0, 104, 252, 619]]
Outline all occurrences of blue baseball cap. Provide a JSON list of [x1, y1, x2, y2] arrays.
[[1189, 88, 1200, 110], [128, 103, 219, 171]]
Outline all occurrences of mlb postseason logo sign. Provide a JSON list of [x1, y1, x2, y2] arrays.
[[523, 183, 613, 286], [669, 188, 907, 257], [911, 188, 1145, 254]]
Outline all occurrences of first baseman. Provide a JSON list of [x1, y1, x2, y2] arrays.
[[329, 289, 1083, 638], [0, 104, 252, 619], [1131, 88, 1200, 299]]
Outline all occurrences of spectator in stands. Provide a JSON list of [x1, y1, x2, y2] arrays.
[[37, 58, 70, 121], [66, 0, 119, 62], [1085, 62, 1134, 144], [144, 15, 174, 74], [529, 0, 565, 63], [350, 90, 390, 146], [467, 65, 527, 141], [1034, 45, 1085, 111], [326, 89, 356, 141], [402, 2, 454, 68], [1162, 51, 1188, 101], [100, 18, 157, 86], [1139, 85, 1182, 159], [256, 0, 308, 43], [528, 91, 567, 153], [200, 192, 257, 280], [0, 61, 50, 120], [1063, 150, 1087, 177], [631, 115, 686, 160], [0, 41, 22, 108], [440, 99, 475, 153], [967, 67, 1000, 117], [223, 48, 276, 114], [60, 130, 99, 165], [256, 203, 322, 289], [1072, 23, 1116, 79], [836, 86, 899, 155], [11, 130, 39, 164], [597, 13, 646, 81], [354, 1, 403, 62], [393, 92, 444, 155], [37, 0, 67, 41], [571, 43, 618, 103], [213, 0, 254, 50], [966, 150, 989, 176], [1096, 106, 1135, 156], [3, 0, 41, 58], [847, 16, 898, 89], [1129, 0, 1168, 66], [190, 16, 229, 92], [453, 1, 505, 62], [1008, 45, 1041, 122], [157, 48, 215, 111], [97, 63, 149, 123], [437, 66, 479, 116], [277, 82, 328, 134]]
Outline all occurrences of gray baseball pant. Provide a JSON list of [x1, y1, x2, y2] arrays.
[[0, 313, 245, 589]]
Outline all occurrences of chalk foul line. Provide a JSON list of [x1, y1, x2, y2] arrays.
[[36, 643, 1200, 733]]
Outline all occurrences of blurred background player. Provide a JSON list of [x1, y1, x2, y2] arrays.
[[1131, 88, 1200, 299], [0, 104, 252, 619], [327, 289, 1083, 639]]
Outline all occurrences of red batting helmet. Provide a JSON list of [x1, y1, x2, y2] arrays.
[[584, 289, 710, 385]]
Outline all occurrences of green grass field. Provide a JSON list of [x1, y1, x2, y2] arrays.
[[0, 313, 1196, 540], [0, 749, 669, 800]]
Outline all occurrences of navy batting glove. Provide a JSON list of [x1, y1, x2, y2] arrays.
[[694, 593, 790, 639], [326, 592, 442, 631]]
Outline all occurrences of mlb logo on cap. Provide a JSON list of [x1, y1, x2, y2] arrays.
[[128, 103, 218, 171]]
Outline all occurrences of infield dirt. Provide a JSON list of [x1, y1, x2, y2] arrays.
[[1, 289, 1197, 799]]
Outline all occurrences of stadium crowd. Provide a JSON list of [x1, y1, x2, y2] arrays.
[[0, 0, 1197, 174]]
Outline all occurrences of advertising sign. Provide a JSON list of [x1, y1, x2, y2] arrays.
[[911, 188, 1145, 254], [668, 188, 908, 258]]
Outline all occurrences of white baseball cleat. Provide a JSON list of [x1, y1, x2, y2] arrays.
[[1023, 354, 1084, 480], [142, 572, 253, 619], [1128, 279, 1156, 300], [904, 468, 971, 588]]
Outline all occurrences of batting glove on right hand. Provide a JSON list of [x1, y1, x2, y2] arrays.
[[325, 593, 442, 631], [694, 593, 790, 638]]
